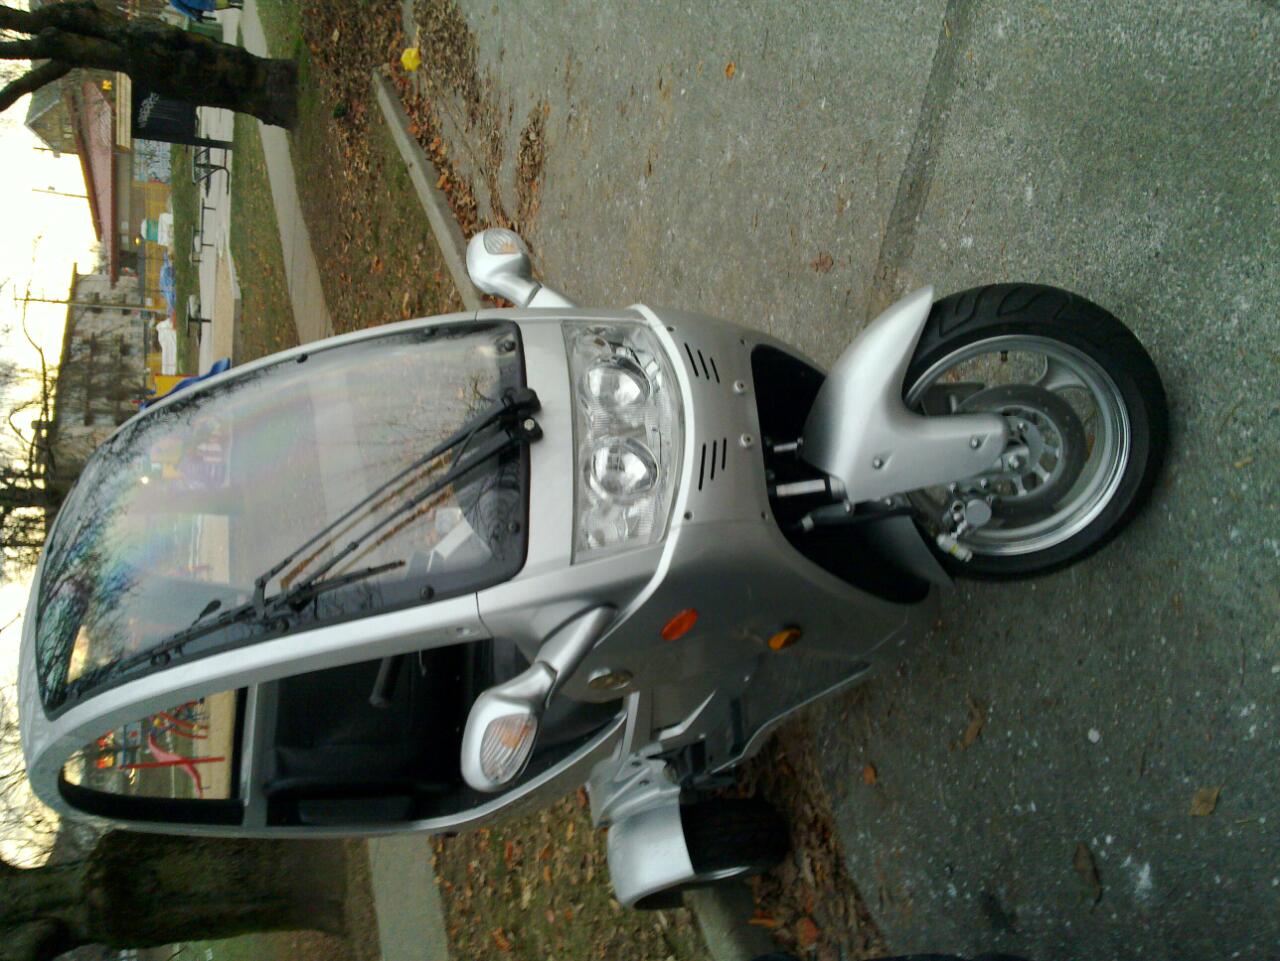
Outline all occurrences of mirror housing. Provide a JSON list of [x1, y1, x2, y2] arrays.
[[465, 228, 577, 309], [460, 606, 614, 792]]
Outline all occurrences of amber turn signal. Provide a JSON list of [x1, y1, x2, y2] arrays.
[[661, 608, 699, 641], [767, 627, 801, 651]]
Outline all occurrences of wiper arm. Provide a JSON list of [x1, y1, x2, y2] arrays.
[[251, 387, 540, 614], [283, 413, 541, 604]]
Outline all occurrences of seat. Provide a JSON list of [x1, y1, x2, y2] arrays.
[[263, 642, 491, 824]]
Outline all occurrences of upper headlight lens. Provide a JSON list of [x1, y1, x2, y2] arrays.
[[583, 354, 650, 409], [565, 321, 682, 561]]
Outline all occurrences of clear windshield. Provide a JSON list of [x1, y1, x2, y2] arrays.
[[36, 322, 526, 712]]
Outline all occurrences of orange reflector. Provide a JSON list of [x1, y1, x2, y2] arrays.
[[661, 608, 699, 641], [767, 627, 801, 651]]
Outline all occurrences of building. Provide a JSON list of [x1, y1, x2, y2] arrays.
[[43, 271, 153, 499], [23, 0, 181, 291]]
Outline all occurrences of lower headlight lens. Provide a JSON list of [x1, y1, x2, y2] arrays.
[[589, 438, 658, 500], [565, 321, 682, 561]]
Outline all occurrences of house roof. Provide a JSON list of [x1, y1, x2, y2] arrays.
[[67, 81, 118, 283]]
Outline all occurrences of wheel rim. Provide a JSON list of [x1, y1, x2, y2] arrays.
[[905, 335, 1132, 557]]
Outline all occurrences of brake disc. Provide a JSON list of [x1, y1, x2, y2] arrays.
[[956, 384, 1089, 521]]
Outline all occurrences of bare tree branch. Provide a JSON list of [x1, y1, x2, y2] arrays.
[[0, 60, 70, 114], [0, 2, 118, 40], [0, 37, 46, 61]]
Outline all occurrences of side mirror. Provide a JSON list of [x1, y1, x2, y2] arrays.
[[460, 606, 613, 792], [465, 228, 578, 309]]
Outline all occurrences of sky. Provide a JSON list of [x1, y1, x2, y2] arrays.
[[0, 98, 99, 683]]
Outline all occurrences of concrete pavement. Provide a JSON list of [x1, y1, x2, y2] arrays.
[[429, 2, 1280, 958]]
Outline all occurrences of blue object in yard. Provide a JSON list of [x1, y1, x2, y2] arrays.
[[141, 358, 232, 410], [169, 0, 217, 17], [159, 254, 177, 314]]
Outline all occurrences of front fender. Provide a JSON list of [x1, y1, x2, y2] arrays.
[[801, 287, 1007, 503]]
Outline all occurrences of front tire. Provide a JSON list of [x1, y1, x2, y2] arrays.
[[904, 284, 1167, 578], [632, 798, 789, 911]]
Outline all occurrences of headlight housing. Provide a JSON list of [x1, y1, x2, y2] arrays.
[[565, 321, 682, 561]]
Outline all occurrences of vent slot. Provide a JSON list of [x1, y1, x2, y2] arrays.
[[696, 437, 730, 491], [683, 343, 721, 383]]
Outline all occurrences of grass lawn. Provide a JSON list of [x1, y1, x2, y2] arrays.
[[270, 0, 464, 336], [168, 144, 201, 374], [228, 110, 299, 362]]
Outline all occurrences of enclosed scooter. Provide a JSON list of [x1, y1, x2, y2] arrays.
[[18, 230, 1166, 907]]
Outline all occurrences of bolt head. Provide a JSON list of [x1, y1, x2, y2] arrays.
[[969, 436, 982, 449], [872, 456, 884, 469], [732, 379, 748, 394], [739, 433, 755, 448]]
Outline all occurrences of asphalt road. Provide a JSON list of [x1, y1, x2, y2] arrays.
[[442, 2, 1280, 957]]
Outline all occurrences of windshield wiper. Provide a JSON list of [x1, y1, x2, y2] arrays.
[[108, 561, 406, 677], [252, 386, 540, 614]]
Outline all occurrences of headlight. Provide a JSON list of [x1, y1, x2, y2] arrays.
[[565, 321, 682, 560]]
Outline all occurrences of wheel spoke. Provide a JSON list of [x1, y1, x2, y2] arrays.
[[1037, 356, 1089, 392]]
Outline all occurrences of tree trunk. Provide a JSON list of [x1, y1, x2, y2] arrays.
[[0, 3, 297, 127], [1, 833, 348, 961]]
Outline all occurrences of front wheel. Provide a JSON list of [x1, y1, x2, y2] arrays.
[[904, 284, 1167, 579]]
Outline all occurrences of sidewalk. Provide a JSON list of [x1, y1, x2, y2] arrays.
[[237, 0, 333, 345]]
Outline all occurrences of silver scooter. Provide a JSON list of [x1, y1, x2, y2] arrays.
[[18, 229, 1166, 907]]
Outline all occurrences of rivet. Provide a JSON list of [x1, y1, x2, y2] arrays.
[[969, 436, 982, 449], [872, 456, 884, 469], [733, 379, 748, 394], [739, 433, 755, 448]]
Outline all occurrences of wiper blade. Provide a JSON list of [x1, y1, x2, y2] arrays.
[[93, 560, 407, 688], [252, 387, 540, 612]]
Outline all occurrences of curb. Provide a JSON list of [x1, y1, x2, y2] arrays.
[[371, 60, 768, 961], [371, 67, 484, 311], [686, 883, 777, 961]]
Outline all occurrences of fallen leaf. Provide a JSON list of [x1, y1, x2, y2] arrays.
[[400, 46, 422, 72], [1233, 456, 1253, 469], [811, 251, 834, 273], [959, 695, 986, 749], [1073, 842, 1102, 904], [862, 763, 877, 786], [796, 916, 821, 948], [725, 60, 736, 79], [545, 908, 556, 924], [491, 928, 512, 952], [577, 786, 589, 808], [1190, 786, 1221, 816], [748, 915, 780, 929], [566, 820, 575, 840]]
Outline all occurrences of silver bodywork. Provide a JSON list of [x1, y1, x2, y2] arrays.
[[19, 235, 968, 907]]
